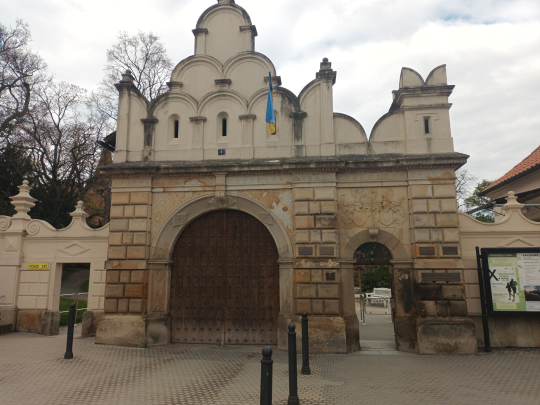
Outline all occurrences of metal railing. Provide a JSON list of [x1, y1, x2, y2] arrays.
[[60, 293, 88, 325], [359, 295, 393, 325]]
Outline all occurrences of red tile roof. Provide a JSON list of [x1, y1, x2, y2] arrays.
[[483, 144, 540, 193]]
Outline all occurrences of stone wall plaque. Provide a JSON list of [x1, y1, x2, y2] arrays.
[[418, 247, 436, 256], [442, 246, 459, 256], [421, 273, 461, 282], [319, 247, 335, 256], [298, 247, 313, 256], [326, 272, 336, 281]]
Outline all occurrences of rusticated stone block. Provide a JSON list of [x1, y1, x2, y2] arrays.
[[414, 229, 430, 243], [127, 246, 147, 260], [295, 188, 314, 201], [294, 202, 309, 215], [311, 270, 323, 283], [440, 199, 458, 213], [123, 233, 134, 246], [436, 301, 450, 317], [120, 271, 131, 284], [310, 230, 321, 244], [130, 192, 149, 205], [428, 199, 440, 213], [105, 285, 124, 298], [416, 284, 442, 300], [430, 229, 443, 243], [125, 284, 146, 299], [314, 188, 335, 201], [133, 233, 147, 246], [442, 285, 465, 300], [296, 284, 316, 298], [104, 299, 118, 313], [129, 219, 148, 232], [312, 300, 324, 314], [294, 215, 314, 229], [411, 199, 428, 213], [123, 205, 135, 219], [118, 299, 129, 313], [131, 270, 145, 284], [108, 247, 127, 260], [309, 202, 321, 214], [109, 219, 129, 232], [106, 270, 120, 284], [129, 299, 145, 314], [449, 301, 468, 317], [324, 300, 339, 315], [110, 205, 124, 219], [411, 185, 433, 199], [109, 232, 123, 246], [436, 213, 459, 228], [315, 215, 337, 229], [413, 214, 436, 228], [296, 299, 312, 315], [443, 228, 460, 243], [111, 193, 130, 205], [433, 184, 456, 199], [322, 230, 338, 244], [317, 284, 339, 299], [295, 270, 310, 283], [294, 231, 310, 244], [134, 205, 148, 218], [320, 201, 337, 214], [417, 300, 437, 317]]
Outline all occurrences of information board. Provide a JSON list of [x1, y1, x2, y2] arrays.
[[482, 248, 540, 313]]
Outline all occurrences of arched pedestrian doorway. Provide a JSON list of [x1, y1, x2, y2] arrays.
[[354, 242, 396, 346], [170, 210, 280, 345]]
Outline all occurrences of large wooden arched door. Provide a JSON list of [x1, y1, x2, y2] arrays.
[[170, 210, 280, 345]]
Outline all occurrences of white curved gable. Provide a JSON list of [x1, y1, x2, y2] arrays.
[[112, 0, 457, 164]]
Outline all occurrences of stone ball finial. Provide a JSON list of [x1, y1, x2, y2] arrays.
[[22, 180, 29, 186], [126, 70, 131, 75], [508, 191, 515, 197], [323, 57, 329, 63]]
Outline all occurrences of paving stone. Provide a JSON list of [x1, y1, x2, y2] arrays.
[[0, 326, 539, 405]]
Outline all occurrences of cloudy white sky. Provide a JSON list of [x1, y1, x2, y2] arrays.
[[2, 0, 539, 183]]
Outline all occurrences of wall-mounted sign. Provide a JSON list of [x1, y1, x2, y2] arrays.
[[482, 248, 540, 313], [218, 149, 226, 155], [27, 263, 49, 270]]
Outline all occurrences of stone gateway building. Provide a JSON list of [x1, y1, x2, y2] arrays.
[[92, 0, 479, 354]]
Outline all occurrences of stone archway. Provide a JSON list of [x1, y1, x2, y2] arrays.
[[147, 193, 294, 346], [343, 229, 417, 352]]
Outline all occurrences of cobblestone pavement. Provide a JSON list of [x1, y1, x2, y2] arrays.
[[1, 332, 540, 405]]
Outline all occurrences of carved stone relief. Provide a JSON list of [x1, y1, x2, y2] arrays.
[[280, 268, 292, 314], [209, 194, 237, 209], [172, 213, 189, 228], [260, 212, 274, 226], [339, 188, 407, 228]]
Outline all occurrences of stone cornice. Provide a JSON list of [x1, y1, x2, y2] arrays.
[[100, 153, 469, 178], [189, 116, 207, 123], [240, 25, 258, 36], [192, 28, 208, 36]]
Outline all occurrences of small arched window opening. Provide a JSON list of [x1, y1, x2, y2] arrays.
[[174, 120, 179, 139], [222, 118, 227, 137]]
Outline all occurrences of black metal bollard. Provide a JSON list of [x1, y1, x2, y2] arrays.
[[64, 303, 75, 359], [287, 323, 300, 405], [260, 346, 273, 405], [301, 312, 311, 375]]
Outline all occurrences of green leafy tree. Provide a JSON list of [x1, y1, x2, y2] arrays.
[[359, 266, 391, 293], [465, 180, 495, 223]]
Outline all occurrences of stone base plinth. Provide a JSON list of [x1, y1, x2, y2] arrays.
[[16, 310, 59, 335], [81, 311, 106, 338], [394, 316, 418, 353], [96, 315, 147, 347], [278, 314, 360, 354], [0, 306, 18, 331], [417, 317, 477, 355]]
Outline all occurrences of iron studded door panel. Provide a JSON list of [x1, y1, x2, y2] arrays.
[[171, 210, 279, 345]]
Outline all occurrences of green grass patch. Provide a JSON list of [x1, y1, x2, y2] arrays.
[[59, 297, 87, 326]]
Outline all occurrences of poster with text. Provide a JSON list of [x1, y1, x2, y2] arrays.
[[487, 252, 540, 312]]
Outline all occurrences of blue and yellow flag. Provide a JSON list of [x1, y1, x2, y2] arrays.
[[266, 72, 276, 135]]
